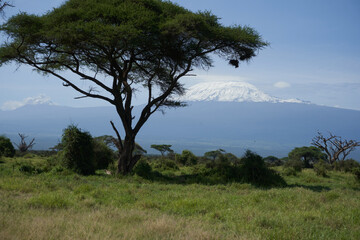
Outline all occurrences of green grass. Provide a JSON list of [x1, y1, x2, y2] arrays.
[[0, 156, 360, 239]]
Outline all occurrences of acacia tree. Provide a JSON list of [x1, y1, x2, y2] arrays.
[[288, 146, 326, 168], [150, 144, 173, 158], [204, 149, 225, 161], [0, 0, 267, 174], [312, 132, 360, 165]]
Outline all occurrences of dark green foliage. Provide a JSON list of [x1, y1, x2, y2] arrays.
[[223, 152, 239, 163], [150, 144, 173, 157], [18, 163, 43, 174], [201, 150, 285, 187], [353, 168, 360, 182], [240, 150, 266, 181], [204, 149, 225, 161], [152, 159, 179, 171], [313, 160, 329, 177], [133, 159, 152, 179], [61, 125, 95, 175], [18, 164, 35, 173], [288, 146, 326, 168], [263, 156, 283, 167], [239, 150, 286, 187], [334, 159, 360, 173], [176, 150, 197, 166], [93, 139, 115, 170], [284, 159, 303, 172], [0, 135, 15, 157], [282, 167, 298, 176]]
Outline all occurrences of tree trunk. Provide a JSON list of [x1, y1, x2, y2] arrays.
[[117, 136, 141, 175]]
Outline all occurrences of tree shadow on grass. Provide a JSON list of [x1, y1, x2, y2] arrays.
[[287, 184, 331, 192], [140, 170, 288, 188], [136, 170, 337, 192]]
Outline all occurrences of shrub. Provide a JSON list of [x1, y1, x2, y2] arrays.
[[313, 160, 329, 177], [153, 158, 179, 171], [353, 168, 360, 182], [93, 140, 115, 170], [334, 159, 360, 173], [263, 156, 283, 167], [133, 159, 152, 179], [284, 159, 303, 172], [283, 167, 298, 176], [19, 164, 36, 174], [18, 163, 43, 174], [176, 150, 198, 166], [240, 150, 266, 182], [239, 150, 286, 187], [0, 136, 15, 157], [61, 125, 95, 175]]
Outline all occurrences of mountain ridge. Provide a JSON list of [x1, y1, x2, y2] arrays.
[[179, 81, 308, 104], [1, 101, 359, 158]]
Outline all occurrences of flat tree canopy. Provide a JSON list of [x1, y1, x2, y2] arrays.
[[0, 0, 267, 174]]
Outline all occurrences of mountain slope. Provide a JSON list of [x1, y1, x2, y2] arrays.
[[1, 102, 359, 158], [180, 81, 305, 103]]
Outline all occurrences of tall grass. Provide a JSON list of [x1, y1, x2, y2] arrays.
[[0, 156, 359, 239]]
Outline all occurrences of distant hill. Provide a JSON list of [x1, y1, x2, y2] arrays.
[[1, 101, 359, 158]]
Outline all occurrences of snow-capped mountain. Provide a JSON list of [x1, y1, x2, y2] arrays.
[[180, 81, 305, 103]]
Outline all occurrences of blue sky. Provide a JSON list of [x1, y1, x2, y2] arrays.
[[0, 0, 360, 110]]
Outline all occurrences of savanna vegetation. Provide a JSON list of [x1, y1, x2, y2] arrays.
[[1, 1, 359, 239], [0, 0, 267, 174], [1, 127, 360, 240]]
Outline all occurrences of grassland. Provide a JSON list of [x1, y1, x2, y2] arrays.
[[1, 156, 359, 240]]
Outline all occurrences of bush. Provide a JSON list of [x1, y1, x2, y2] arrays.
[[284, 159, 303, 172], [133, 159, 152, 179], [240, 150, 266, 182], [18, 163, 43, 174], [283, 167, 298, 176], [153, 158, 179, 171], [93, 140, 115, 170], [175, 150, 198, 166], [334, 159, 360, 173], [263, 156, 283, 167], [353, 168, 360, 182], [239, 150, 286, 187], [0, 136, 15, 157], [313, 160, 329, 177], [61, 125, 95, 175]]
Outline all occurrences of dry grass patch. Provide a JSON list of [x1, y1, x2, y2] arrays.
[[0, 207, 251, 240]]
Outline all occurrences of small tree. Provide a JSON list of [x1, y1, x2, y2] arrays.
[[240, 150, 286, 186], [288, 146, 326, 168], [61, 125, 95, 175], [150, 144, 173, 158], [312, 132, 360, 165], [176, 150, 197, 166], [15, 133, 35, 153], [0, 135, 15, 157], [263, 156, 283, 166], [204, 149, 225, 161]]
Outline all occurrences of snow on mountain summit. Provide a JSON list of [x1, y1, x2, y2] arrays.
[[180, 81, 305, 103]]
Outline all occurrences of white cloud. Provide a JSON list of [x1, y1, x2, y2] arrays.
[[274, 81, 291, 88], [1, 94, 54, 111]]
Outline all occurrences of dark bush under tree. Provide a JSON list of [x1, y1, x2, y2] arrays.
[[61, 125, 96, 175], [0, 135, 15, 157]]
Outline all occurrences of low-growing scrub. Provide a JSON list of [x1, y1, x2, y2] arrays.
[[0, 153, 359, 240], [313, 160, 330, 177]]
